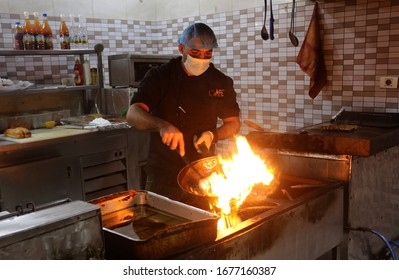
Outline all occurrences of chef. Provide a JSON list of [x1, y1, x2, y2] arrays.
[[126, 22, 241, 208]]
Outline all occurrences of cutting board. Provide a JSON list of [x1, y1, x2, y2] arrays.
[[0, 126, 97, 144]]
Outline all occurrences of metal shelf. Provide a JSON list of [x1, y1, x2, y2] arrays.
[[0, 49, 97, 56], [0, 44, 104, 88], [0, 44, 105, 114], [0, 84, 100, 96]]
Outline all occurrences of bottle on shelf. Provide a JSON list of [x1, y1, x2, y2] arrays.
[[59, 14, 70, 49], [23, 11, 35, 50], [13, 21, 25, 50], [33, 12, 45, 50], [77, 15, 88, 49], [41, 13, 53, 50], [83, 59, 91, 85], [69, 14, 79, 50], [74, 59, 84, 85]]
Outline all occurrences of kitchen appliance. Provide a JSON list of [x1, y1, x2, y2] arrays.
[[0, 199, 104, 259], [245, 111, 399, 259], [108, 53, 177, 88], [90, 166, 344, 259]]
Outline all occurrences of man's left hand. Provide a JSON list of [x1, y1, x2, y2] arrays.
[[193, 131, 214, 153]]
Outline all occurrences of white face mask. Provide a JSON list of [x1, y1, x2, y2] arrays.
[[183, 54, 211, 76]]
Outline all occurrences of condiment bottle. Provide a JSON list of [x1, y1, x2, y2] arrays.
[[69, 14, 78, 49], [33, 12, 45, 49], [13, 21, 25, 50], [90, 68, 97, 85], [83, 59, 91, 85], [59, 14, 70, 49], [77, 15, 88, 49], [41, 13, 53, 50], [23, 11, 35, 50], [74, 59, 83, 85]]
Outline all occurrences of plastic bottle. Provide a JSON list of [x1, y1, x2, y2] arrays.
[[41, 13, 53, 50], [73, 59, 83, 85], [13, 21, 25, 50], [59, 14, 70, 49], [77, 15, 88, 49], [69, 14, 79, 49], [33, 12, 45, 49], [23, 11, 35, 50], [83, 59, 91, 85]]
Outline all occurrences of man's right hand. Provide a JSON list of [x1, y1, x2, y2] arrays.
[[160, 124, 185, 157], [127, 103, 185, 156]]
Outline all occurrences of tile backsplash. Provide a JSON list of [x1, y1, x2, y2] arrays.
[[1, 0, 398, 138]]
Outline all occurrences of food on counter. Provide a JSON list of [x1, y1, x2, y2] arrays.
[[0, 78, 14, 88], [4, 127, 32, 139], [88, 113, 103, 118], [320, 124, 357, 131], [44, 120, 56, 129]]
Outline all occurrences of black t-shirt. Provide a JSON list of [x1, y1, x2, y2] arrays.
[[131, 57, 240, 188]]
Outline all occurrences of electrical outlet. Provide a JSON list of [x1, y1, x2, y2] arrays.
[[379, 76, 398, 89]]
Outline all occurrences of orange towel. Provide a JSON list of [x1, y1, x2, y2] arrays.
[[296, 3, 327, 99]]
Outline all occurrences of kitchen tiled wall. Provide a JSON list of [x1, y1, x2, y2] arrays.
[[1, 0, 399, 138]]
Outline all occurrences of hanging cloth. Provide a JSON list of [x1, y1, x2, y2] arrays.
[[296, 2, 327, 99]]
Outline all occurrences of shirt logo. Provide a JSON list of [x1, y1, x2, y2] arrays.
[[208, 89, 224, 98]]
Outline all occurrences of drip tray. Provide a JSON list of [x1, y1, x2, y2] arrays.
[[89, 190, 219, 259]]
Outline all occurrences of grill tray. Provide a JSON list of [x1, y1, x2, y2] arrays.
[[89, 190, 219, 259]]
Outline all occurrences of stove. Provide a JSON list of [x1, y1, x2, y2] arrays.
[[90, 174, 344, 260], [173, 174, 344, 260]]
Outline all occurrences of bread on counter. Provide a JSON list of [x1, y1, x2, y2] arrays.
[[4, 127, 32, 139]]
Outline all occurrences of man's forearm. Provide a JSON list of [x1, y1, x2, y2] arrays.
[[215, 117, 241, 141], [126, 103, 168, 131]]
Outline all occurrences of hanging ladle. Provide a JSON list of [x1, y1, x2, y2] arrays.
[[269, 0, 275, 40], [289, 0, 299, 46], [261, 0, 269, 40]]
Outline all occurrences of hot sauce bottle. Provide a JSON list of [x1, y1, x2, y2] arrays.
[[33, 12, 45, 49], [59, 14, 70, 49], [41, 13, 53, 50], [74, 59, 83, 85]]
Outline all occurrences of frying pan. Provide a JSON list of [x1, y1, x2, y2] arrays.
[[177, 156, 220, 199]]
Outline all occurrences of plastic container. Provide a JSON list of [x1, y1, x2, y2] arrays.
[[33, 12, 45, 49], [73, 59, 83, 85], [41, 13, 53, 50], [23, 11, 35, 50], [59, 14, 70, 49], [83, 59, 91, 85], [13, 21, 25, 50]]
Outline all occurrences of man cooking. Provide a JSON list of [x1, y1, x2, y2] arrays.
[[126, 22, 241, 208]]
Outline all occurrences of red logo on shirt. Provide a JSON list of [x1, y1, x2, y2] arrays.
[[209, 89, 224, 98]]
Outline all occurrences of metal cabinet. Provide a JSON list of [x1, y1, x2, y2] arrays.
[[0, 156, 82, 212], [0, 128, 145, 211]]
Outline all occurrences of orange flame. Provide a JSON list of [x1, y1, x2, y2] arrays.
[[199, 136, 274, 229]]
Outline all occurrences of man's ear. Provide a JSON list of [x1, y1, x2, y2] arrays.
[[178, 44, 184, 54]]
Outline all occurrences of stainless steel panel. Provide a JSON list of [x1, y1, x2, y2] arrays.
[[0, 200, 104, 260], [108, 54, 175, 87]]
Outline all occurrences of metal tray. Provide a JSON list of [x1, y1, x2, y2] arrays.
[[60, 115, 130, 130], [89, 190, 219, 259]]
